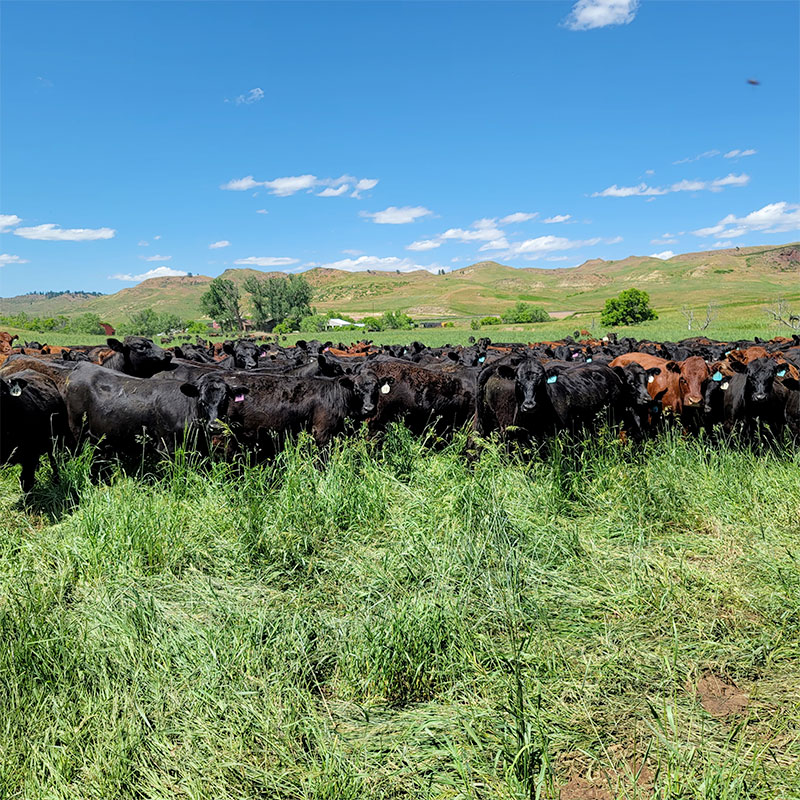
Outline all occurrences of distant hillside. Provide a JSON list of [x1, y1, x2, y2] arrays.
[[2, 243, 798, 325]]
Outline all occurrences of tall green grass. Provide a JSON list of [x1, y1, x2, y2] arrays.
[[1, 430, 799, 798]]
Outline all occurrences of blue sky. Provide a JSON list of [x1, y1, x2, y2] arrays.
[[1, 0, 798, 296]]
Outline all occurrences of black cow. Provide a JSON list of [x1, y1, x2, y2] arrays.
[[101, 336, 173, 377], [0, 369, 69, 491], [219, 339, 260, 370], [64, 363, 245, 461]]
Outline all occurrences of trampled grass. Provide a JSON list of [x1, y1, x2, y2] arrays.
[[1, 430, 799, 798]]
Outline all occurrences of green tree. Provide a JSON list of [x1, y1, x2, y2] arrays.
[[243, 274, 312, 330], [201, 278, 244, 331], [470, 319, 481, 330], [68, 313, 105, 335], [501, 302, 550, 324], [600, 288, 658, 327], [379, 310, 413, 330], [361, 316, 383, 331], [186, 320, 208, 334], [299, 313, 329, 333]]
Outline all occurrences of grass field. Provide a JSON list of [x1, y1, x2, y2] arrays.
[[2, 429, 799, 798]]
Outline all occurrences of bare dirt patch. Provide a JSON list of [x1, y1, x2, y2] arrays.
[[694, 672, 749, 718]]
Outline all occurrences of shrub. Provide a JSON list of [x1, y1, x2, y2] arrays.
[[480, 316, 502, 326], [501, 303, 549, 324], [600, 288, 658, 326]]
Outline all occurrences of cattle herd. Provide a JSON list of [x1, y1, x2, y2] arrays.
[[1, 330, 799, 491]]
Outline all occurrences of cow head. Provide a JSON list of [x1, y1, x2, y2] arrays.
[[677, 356, 709, 408], [222, 339, 259, 370], [108, 336, 172, 377], [179, 374, 248, 433], [731, 357, 786, 405], [348, 369, 394, 416], [496, 358, 546, 414], [614, 363, 662, 407]]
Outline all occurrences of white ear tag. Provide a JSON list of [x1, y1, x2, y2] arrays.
[[10, 384, 22, 396], [721, 381, 729, 390], [380, 383, 391, 394], [648, 375, 655, 383]]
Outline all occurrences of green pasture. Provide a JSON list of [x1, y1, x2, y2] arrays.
[[1, 430, 799, 798]]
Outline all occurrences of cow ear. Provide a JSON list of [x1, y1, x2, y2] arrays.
[[665, 361, 681, 373], [646, 367, 662, 376], [497, 364, 516, 380], [728, 359, 746, 373], [296, 339, 307, 351], [180, 383, 200, 397], [62, 350, 71, 361], [228, 385, 249, 397], [612, 365, 627, 380], [173, 346, 185, 359], [107, 338, 124, 352], [447, 351, 459, 361], [338, 376, 354, 391], [222, 341, 235, 355], [782, 377, 800, 391]]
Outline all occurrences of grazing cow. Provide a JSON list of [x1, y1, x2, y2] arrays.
[[64, 363, 245, 461], [0, 369, 69, 491], [218, 339, 260, 370], [100, 337, 173, 377]]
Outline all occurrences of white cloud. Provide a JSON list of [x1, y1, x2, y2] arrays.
[[0, 253, 29, 266], [649, 250, 675, 260], [138, 240, 149, 247], [441, 224, 504, 242], [545, 256, 571, 262], [154, 235, 161, 240], [0, 214, 22, 231], [141, 254, 172, 262], [712, 241, 734, 248], [694, 201, 800, 239], [318, 185, 349, 197], [407, 239, 442, 251], [234, 256, 300, 267], [209, 241, 230, 249], [564, 0, 638, 30], [264, 174, 318, 196], [479, 237, 510, 251], [14, 223, 115, 241], [673, 149, 720, 165], [232, 87, 264, 105], [222, 173, 377, 198], [361, 206, 433, 224], [543, 214, 572, 224], [256, 209, 268, 214], [499, 212, 538, 224], [350, 178, 379, 198], [221, 175, 262, 191], [650, 234, 678, 244], [318, 255, 445, 273], [645, 169, 655, 175], [492, 235, 622, 260], [110, 266, 188, 281], [724, 148, 757, 158], [342, 249, 364, 256], [593, 173, 749, 198]]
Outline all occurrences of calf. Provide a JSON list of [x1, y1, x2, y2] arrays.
[[100, 336, 173, 377]]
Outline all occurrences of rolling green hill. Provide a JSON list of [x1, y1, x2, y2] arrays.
[[2, 242, 799, 326]]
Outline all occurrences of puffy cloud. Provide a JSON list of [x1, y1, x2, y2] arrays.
[[564, 0, 638, 30], [361, 206, 433, 224], [263, 174, 318, 196], [0, 253, 29, 266], [499, 212, 537, 224], [712, 241, 734, 248], [351, 178, 379, 198], [141, 254, 172, 261], [543, 214, 571, 224], [0, 214, 22, 231], [649, 250, 675, 260], [479, 237, 510, 251], [724, 148, 757, 158], [318, 185, 349, 197], [14, 223, 115, 241], [318, 255, 445, 273], [110, 266, 188, 281], [209, 241, 230, 249], [233, 256, 300, 267], [593, 173, 749, 197], [694, 201, 800, 239], [494, 235, 622, 260], [406, 239, 442, 251], [233, 87, 264, 105], [441, 224, 504, 242], [220, 175, 262, 191]]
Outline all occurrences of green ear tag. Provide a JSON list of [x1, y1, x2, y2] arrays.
[[712, 371, 723, 381]]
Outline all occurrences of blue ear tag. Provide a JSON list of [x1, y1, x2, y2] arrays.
[[724, 351, 732, 356], [712, 371, 723, 381], [478, 356, 485, 363], [777, 368, 787, 377], [547, 375, 558, 384], [586, 357, 592, 362]]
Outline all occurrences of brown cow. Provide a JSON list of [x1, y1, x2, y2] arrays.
[[610, 353, 710, 428]]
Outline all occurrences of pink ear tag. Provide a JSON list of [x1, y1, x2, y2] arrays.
[[235, 394, 245, 402]]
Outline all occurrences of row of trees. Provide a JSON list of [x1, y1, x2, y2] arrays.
[[0, 311, 108, 336]]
